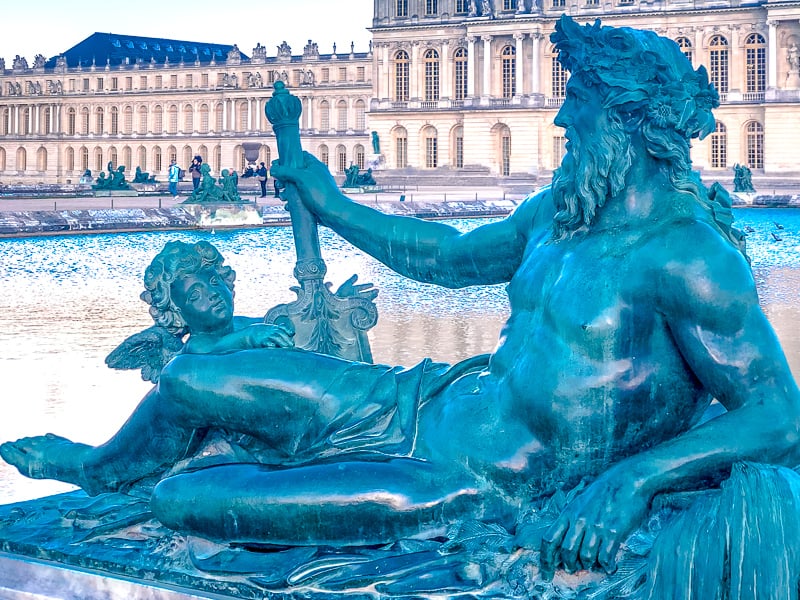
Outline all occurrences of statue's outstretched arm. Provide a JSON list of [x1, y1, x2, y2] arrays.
[[272, 154, 547, 288], [540, 221, 800, 578]]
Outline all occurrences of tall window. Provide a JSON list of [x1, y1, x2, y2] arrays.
[[319, 144, 329, 167], [709, 35, 729, 95], [395, 127, 408, 168], [337, 145, 347, 173], [455, 0, 470, 13], [37, 147, 47, 172], [108, 147, 117, 168], [553, 136, 566, 168], [710, 121, 727, 168], [337, 100, 348, 130], [94, 108, 104, 135], [394, 50, 410, 102], [552, 0, 566, 7], [424, 49, 440, 101], [20, 108, 30, 135], [138, 146, 147, 171], [425, 0, 438, 15], [355, 100, 366, 130], [501, 130, 511, 176], [138, 106, 148, 134], [123, 146, 132, 168], [238, 102, 249, 131], [1, 108, 8, 135], [123, 107, 133, 134], [67, 108, 76, 135], [502, 46, 516, 98], [94, 147, 103, 172], [454, 48, 468, 100], [551, 52, 568, 98], [81, 107, 90, 135], [453, 126, 464, 168], [110, 107, 119, 135], [396, 0, 408, 17], [215, 104, 224, 131], [43, 107, 51, 134], [168, 105, 178, 134], [355, 145, 365, 169], [200, 104, 209, 133], [676, 37, 693, 65], [80, 146, 89, 172], [744, 33, 766, 94], [65, 147, 74, 171], [153, 146, 162, 172], [320, 100, 330, 130], [184, 104, 194, 132], [746, 121, 764, 169], [503, 0, 514, 9], [16, 148, 27, 171], [424, 127, 438, 168], [153, 106, 163, 134]]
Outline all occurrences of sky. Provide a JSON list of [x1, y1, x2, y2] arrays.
[[0, 0, 374, 63]]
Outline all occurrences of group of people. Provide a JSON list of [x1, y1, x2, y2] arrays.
[[168, 156, 275, 199]]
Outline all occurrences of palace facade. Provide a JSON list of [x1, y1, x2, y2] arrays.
[[1, 1, 799, 184]]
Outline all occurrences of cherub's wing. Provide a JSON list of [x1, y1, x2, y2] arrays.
[[105, 325, 185, 383]]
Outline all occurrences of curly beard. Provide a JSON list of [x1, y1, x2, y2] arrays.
[[551, 117, 633, 240]]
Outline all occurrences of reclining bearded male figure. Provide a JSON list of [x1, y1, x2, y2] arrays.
[[3, 15, 800, 584]]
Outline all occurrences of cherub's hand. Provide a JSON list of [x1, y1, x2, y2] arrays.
[[330, 274, 378, 302], [539, 467, 651, 580], [242, 324, 295, 349]]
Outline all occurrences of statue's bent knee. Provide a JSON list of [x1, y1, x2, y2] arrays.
[[157, 354, 196, 407]]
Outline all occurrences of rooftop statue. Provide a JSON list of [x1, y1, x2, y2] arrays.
[[2, 16, 800, 598]]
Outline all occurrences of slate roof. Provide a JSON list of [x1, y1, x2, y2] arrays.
[[45, 32, 249, 69]]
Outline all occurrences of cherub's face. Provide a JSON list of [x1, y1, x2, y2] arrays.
[[170, 268, 233, 334]]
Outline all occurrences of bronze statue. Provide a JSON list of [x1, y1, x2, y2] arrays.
[[3, 16, 799, 597]]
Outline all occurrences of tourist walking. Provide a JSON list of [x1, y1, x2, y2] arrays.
[[256, 162, 268, 197], [189, 156, 203, 191], [167, 159, 180, 198]]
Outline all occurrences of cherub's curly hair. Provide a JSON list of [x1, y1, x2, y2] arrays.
[[140, 240, 235, 336]]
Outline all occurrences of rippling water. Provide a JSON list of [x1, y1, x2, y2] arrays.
[[1, 209, 798, 503]]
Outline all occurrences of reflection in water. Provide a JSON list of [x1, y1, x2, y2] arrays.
[[0, 210, 798, 503]]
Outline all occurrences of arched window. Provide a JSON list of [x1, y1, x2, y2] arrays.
[[551, 47, 567, 99], [454, 47, 468, 100], [123, 106, 133, 134], [709, 35, 729, 95], [320, 100, 330, 130], [37, 147, 47, 171], [67, 108, 76, 135], [354, 144, 365, 169], [200, 104, 209, 133], [710, 121, 727, 168], [676, 37, 693, 65], [16, 147, 27, 171], [422, 126, 438, 168], [65, 147, 74, 171], [153, 146, 163, 172], [213, 145, 222, 173], [0, 147, 5, 171], [138, 106, 148, 134], [318, 144, 329, 167], [153, 105, 164, 134], [168, 105, 178, 134], [337, 100, 348, 131], [108, 146, 118, 168], [122, 146, 132, 169], [355, 99, 366, 130], [424, 48, 440, 102], [452, 125, 464, 168], [336, 145, 347, 173], [501, 45, 516, 99], [110, 106, 119, 135], [43, 106, 52, 134], [215, 104, 224, 132], [94, 146, 103, 172], [745, 121, 764, 169], [81, 107, 90, 135], [744, 33, 766, 94], [394, 50, 410, 102], [95, 107, 104, 134], [197, 145, 208, 164], [394, 127, 408, 168], [20, 107, 30, 135], [137, 145, 147, 171], [184, 104, 194, 133], [238, 101, 249, 131], [183, 146, 193, 168], [167, 145, 177, 165]]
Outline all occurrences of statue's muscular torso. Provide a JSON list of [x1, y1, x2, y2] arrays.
[[416, 197, 712, 496]]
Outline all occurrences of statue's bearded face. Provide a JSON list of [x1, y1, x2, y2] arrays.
[[551, 79, 634, 239]]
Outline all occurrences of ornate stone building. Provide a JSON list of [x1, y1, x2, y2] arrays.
[[1, 2, 799, 185], [0, 34, 372, 183], [368, 0, 800, 180]]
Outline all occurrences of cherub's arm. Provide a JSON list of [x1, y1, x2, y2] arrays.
[[540, 223, 800, 577], [182, 319, 294, 355]]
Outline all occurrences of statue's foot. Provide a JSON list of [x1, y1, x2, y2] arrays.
[[0, 433, 92, 489]]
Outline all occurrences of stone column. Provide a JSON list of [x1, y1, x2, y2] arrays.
[[768, 20, 778, 89], [467, 36, 477, 97], [531, 32, 542, 95], [514, 33, 525, 96], [482, 35, 493, 97]]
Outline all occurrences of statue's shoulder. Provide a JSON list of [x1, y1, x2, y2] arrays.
[[512, 185, 556, 231]]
